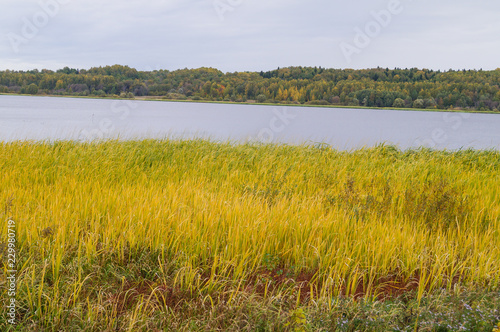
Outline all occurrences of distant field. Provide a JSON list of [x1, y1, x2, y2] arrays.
[[1, 140, 499, 331]]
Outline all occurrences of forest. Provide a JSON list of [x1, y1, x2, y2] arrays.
[[1, 65, 500, 111]]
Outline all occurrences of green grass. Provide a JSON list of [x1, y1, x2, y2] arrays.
[[0, 140, 499, 331]]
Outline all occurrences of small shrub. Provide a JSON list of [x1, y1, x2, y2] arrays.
[[256, 94, 267, 103]]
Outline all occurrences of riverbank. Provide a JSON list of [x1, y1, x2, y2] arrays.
[[2, 92, 498, 115]]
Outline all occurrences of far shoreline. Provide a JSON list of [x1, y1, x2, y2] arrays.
[[1, 92, 498, 115]]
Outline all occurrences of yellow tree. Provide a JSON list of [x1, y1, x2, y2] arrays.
[[55, 79, 65, 90]]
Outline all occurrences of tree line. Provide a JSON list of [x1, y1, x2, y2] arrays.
[[1, 64, 499, 111]]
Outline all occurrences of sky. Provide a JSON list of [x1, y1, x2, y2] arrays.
[[1, 0, 499, 72]]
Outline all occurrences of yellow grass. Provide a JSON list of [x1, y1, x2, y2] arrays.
[[0, 140, 499, 329]]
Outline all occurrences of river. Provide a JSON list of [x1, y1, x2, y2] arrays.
[[1, 95, 499, 150]]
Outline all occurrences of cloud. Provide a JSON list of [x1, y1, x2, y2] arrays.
[[1, 0, 499, 71]]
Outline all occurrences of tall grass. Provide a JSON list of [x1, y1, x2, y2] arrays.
[[0, 140, 499, 330]]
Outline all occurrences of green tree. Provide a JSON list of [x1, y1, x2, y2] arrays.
[[393, 98, 406, 108], [26, 83, 39, 95], [256, 94, 267, 103], [413, 99, 425, 108], [0, 66, 498, 111]]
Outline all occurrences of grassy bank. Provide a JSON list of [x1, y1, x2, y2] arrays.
[[3, 92, 499, 114], [1, 140, 499, 331]]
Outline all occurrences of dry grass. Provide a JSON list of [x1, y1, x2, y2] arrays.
[[0, 140, 499, 330]]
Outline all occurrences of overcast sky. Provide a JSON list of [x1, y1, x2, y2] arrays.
[[1, 0, 499, 72]]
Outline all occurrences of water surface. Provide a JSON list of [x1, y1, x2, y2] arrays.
[[1, 95, 500, 150]]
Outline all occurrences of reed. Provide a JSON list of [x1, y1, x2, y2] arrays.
[[0, 140, 499, 330]]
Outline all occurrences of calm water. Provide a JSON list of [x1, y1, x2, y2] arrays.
[[1, 95, 500, 150]]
